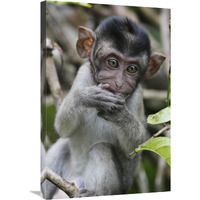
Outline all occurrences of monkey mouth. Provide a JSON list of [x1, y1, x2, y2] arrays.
[[108, 88, 130, 98], [106, 87, 122, 94], [99, 83, 130, 98]]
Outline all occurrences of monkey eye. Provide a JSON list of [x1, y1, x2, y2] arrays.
[[108, 59, 119, 68], [126, 65, 138, 74]]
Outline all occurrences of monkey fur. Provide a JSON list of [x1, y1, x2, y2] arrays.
[[41, 16, 165, 198]]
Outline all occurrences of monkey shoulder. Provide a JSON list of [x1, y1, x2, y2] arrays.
[[72, 62, 95, 88]]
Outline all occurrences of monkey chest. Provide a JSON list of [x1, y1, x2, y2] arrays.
[[70, 108, 120, 150]]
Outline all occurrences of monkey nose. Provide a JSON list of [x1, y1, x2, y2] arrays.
[[115, 82, 123, 90]]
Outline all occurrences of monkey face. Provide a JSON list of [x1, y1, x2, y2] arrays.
[[76, 17, 166, 94], [96, 47, 149, 96]]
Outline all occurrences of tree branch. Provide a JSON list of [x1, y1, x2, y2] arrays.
[[41, 167, 79, 198], [46, 38, 64, 109], [143, 89, 168, 100]]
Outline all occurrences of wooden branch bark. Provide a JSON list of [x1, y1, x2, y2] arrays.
[[143, 89, 168, 100], [46, 5, 82, 65], [46, 39, 64, 109], [41, 167, 79, 198]]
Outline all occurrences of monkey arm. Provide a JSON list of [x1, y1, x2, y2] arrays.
[[116, 108, 147, 155], [97, 107, 146, 156], [54, 92, 84, 137], [54, 63, 125, 137], [116, 86, 147, 156], [97, 85, 147, 156], [54, 63, 93, 137]]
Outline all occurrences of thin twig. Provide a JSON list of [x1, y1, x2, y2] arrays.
[[41, 167, 79, 198], [129, 124, 171, 157], [166, 70, 171, 107]]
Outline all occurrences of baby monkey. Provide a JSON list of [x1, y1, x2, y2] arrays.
[[42, 16, 165, 198]]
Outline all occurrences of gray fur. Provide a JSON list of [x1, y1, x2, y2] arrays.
[[42, 62, 147, 198]]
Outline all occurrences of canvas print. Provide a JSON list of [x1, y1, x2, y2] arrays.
[[41, 1, 171, 199]]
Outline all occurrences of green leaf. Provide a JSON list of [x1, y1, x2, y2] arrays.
[[135, 137, 171, 166], [147, 106, 171, 124]]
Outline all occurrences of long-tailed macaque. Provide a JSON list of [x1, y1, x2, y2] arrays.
[[41, 16, 166, 198]]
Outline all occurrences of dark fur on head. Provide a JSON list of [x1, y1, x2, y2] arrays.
[[94, 16, 151, 59]]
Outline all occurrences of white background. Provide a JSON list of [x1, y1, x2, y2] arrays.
[[0, 0, 200, 199]]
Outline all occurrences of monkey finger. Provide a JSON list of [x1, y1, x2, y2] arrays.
[[115, 98, 125, 105], [100, 90, 125, 102], [114, 92, 124, 99], [97, 95, 125, 105], [107, 96, 125, 105], [111, 104, 124, 111], [103, 102, 124, 112], [98, 83, 110, 89]]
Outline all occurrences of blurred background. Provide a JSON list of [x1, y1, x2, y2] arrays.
[[41, 1, 170, 194]]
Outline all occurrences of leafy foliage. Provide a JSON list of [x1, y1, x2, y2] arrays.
[[41, 104, 59, 145], [147, 106, 171, 124], [135, 137, 171, 166]]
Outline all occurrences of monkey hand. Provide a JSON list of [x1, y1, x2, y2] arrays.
[[97, 106, 130, 125], [77, 84, 125, 112]]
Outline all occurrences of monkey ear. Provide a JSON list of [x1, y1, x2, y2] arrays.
[[76, 26, 96, 58], [145, 53, 166, 78]]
